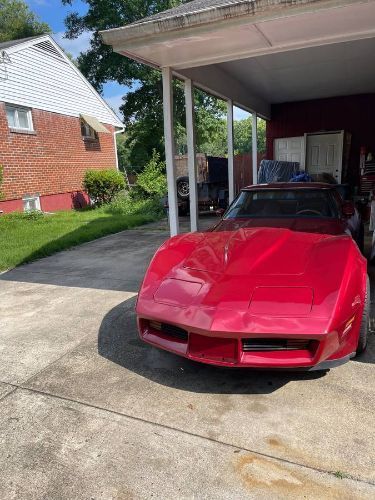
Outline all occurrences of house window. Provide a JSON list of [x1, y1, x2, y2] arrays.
[[81, 120, 97, 140], [23, 195, 41, 212], [5, 104, 34, 132]]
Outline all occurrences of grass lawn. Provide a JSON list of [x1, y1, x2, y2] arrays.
[[0, 208, 158, 272]]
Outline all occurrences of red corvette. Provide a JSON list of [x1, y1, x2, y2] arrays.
[[136, 183, 369, 370]]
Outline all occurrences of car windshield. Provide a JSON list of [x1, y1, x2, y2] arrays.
[[224, 188, 339, 219]]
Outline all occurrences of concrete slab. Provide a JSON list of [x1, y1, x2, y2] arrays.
[[0, 220, 374, 498], [24, 297, 375, 484], [0, 382, 14, 401], [0, 278, 135, 384], [0, 389, 373, 500], [140, 213, 218, 233]]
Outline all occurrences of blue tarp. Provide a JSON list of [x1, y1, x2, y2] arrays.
[[258, 160, 300, 183], [290, 172, 313, 182]]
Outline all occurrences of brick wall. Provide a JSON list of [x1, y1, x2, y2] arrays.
[[0, 102, 117, 210]]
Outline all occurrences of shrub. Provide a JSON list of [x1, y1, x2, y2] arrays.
[[83, 169, 125, 206], [105, 191, 164, 219], [136, 150, 167, 198]]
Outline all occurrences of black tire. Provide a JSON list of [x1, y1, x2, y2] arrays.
[[176, 176, 189, 199], [356, 275, 370, 355]]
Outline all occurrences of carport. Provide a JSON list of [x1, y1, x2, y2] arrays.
[[101, 0, 375, 235]]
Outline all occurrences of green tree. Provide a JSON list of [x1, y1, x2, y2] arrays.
[[136, 150, 167, 198], [0, 0, 50, 42], [116, 132, 131, 173], [62, 1, 227, 166], [234, 117, 267, 155], [63, 1, 267, 166], [122, 73, 227, 166], [62, 0, 183, 91]]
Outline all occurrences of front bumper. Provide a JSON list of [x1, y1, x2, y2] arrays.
[[306, 352, 355, 371], [137, 318, 351, 370]]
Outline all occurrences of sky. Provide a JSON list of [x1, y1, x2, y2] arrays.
[[25, 0, 248, 121]]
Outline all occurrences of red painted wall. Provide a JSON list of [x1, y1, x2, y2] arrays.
[[0, 198, 23, 213], [0, 102, 117, 211], [0, 191, 90, 213], [266, 93, 375, 185], [40, 191, 90, 212]]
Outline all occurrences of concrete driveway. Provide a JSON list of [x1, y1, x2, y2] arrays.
[[0, 217, 374, 499]]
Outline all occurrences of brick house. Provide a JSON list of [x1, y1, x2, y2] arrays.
[[0, 35, 123, 213]]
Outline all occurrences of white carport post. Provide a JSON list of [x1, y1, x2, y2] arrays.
[[252, 112, 258, 184], [184, 79, 198, 232], [227, 100, 235, 203], [162, 67, 179, 236]]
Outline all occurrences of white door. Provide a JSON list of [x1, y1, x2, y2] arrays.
[[306, 132, 344, 183], [274, 137, 305, 167]]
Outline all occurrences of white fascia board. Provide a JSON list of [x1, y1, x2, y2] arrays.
[[6, 34, 123, 129], [101, 0, 366, 48]]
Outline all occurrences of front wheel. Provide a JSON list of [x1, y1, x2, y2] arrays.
[[356, 275, 370, 355]]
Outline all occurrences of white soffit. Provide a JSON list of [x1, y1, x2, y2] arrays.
[[112, 2, 375, 70], [205, 36, 375, 103]]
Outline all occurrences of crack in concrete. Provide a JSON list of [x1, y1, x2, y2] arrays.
[[0, 386, 17, 403], [2, 383, 374, 489]]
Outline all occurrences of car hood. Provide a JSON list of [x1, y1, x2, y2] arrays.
[[138, 226, 362, 333], [183, 227, 323, 276]]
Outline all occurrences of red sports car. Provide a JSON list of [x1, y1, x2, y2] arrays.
[[136, 183, 369, 370]]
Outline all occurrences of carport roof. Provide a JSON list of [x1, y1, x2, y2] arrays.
[[101, 0, 375, 118]]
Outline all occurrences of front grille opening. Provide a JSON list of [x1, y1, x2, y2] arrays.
[[242, 338, 311, 352], [148, 321, 188, 342]]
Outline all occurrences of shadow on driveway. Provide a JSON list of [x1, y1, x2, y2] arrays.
[[0, 224, 167, 293], [98, 299, 330, 396]]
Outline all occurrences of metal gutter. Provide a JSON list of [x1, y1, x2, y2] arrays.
[[100, 0, 365, 47]]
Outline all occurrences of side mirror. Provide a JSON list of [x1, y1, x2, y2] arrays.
[[342, 200, 355, 217], [216, 208, 225, 217]]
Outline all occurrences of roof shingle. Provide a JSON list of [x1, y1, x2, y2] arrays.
[[0, 36, 44, 51], [129, 0, 247, 26]]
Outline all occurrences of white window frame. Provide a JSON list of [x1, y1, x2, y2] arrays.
[[5, 104, 34, 132], [22, 195, 41, 212]]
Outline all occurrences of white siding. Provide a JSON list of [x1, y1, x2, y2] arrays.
[[0, 44, 121, 127]]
